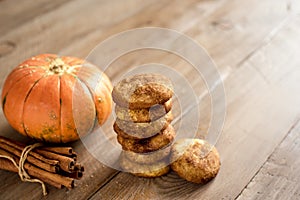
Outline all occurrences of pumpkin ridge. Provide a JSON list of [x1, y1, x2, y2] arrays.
[[75, 66, 113, 126], [1, 67, 47, 104], [60, 74, 79, 142], [22, 74, 49, 138], [74, 76, 98, 132], [60, 74, 96, 142], [2, 96, 6, 111], [77, 75, 105, 127], [58, 75, 63, 143], [20, 66, 46, 70], [96, 82, 113, 125]]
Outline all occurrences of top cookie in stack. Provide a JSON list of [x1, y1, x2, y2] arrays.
[[112, 73, 175, 177], [112, 73, 173, 109]]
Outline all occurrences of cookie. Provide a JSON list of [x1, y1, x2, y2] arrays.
[[115, 99, 172, 123], [170, 139, 220, 184], [123, 143, 171, 164], [112, 73, 173, 109], [117, 124, 175, 153], [119, 152, 170, 177], [114, 111, 173, 139]]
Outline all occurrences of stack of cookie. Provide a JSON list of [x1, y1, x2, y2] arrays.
[[112, 74, 175, 177]]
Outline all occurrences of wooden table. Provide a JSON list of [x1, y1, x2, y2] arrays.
[[1, 0, 300, 199]]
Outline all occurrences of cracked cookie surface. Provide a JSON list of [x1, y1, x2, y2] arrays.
[[170, 139, 221, 184], [112, 73, 173, 109]]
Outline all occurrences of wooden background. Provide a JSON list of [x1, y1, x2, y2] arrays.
[[1, 0, 300, 199]]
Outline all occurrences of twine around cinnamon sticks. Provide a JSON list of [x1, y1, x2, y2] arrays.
[[0, 136, 84, 196]]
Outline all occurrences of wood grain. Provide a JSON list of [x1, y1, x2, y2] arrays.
[[236, 120, 300, 200], [0, 0, 300, 199], [61, 0, 290, 142], [0, 0, 162, 135], [0, 0, 161, 199], [91, 13, 300, 200], [0, 2, 223, 198], [0, 0, 71, 36], [0, 0, 160, 85]]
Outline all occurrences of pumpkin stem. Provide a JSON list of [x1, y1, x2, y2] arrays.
[[49, 58, 70, 74]]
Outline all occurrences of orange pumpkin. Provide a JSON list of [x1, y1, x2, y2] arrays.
[[1, 54, 113, 143]]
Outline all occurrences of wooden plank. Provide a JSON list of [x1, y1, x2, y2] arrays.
[[91, 13, 300, 200], [0, 1, 165, 199], [0, 0, 72, 36], [236, 120, 300, 200], [60, 0, 226, 57], [58, 0, 291, 108], [0, 0, 161, 84], [0, 0, 288, 198], [0, 3, 223, 199], [0, 0, 295, 199], [0, 0, 71, 58], [0, 0, 220, 199], [59, 0, 290, 70], [0, 0, 163, 129], [59, 0, 290, 142]]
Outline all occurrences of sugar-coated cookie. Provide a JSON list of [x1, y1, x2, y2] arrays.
[[170, 139, 220, 184], [123, 144, 171, 164], [115, 99, 172, 123], [114, 111, 173, 139], [112, 73, 173, 109], [117, 124, 175, 153], [119, 152, 170, 177]]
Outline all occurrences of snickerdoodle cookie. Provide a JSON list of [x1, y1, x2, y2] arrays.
[[115, 99, 172, 123], [170, 139, 220, 184], [112, 73, 173, 109], [119, 152, 170, 177], [114, 111, 173, 139], [117, 124, 175, 153], [122, 144, 171, 164]]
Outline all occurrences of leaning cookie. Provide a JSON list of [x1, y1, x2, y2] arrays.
[[114, 111, 173, 139], [123, 144, 171, 164], [170, 139, 220, 184], [119, 153, 170, 177], [115, 99, 172, 123], [112, 73, 173, 109], [117, 124, 175, 153]]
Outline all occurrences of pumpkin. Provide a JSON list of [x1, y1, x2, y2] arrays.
[[1, 54, 113, 143]]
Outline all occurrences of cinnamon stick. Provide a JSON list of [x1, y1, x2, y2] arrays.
[[0, 136, 77, 173], [62, 170, 83, 180], [0, 136, 58, 166], [35, 149, 75, 173], [40, 147, 73, 156], [0, 143, 58, 173], [0, 135, 85, 194], [74, 163, 84, 172], [0, 158, 63, 189], [71, 152, 78, 161], [0, 149, 74, 189]]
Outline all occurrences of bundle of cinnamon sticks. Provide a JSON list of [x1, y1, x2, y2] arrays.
[[0, 136, 84, 190]]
